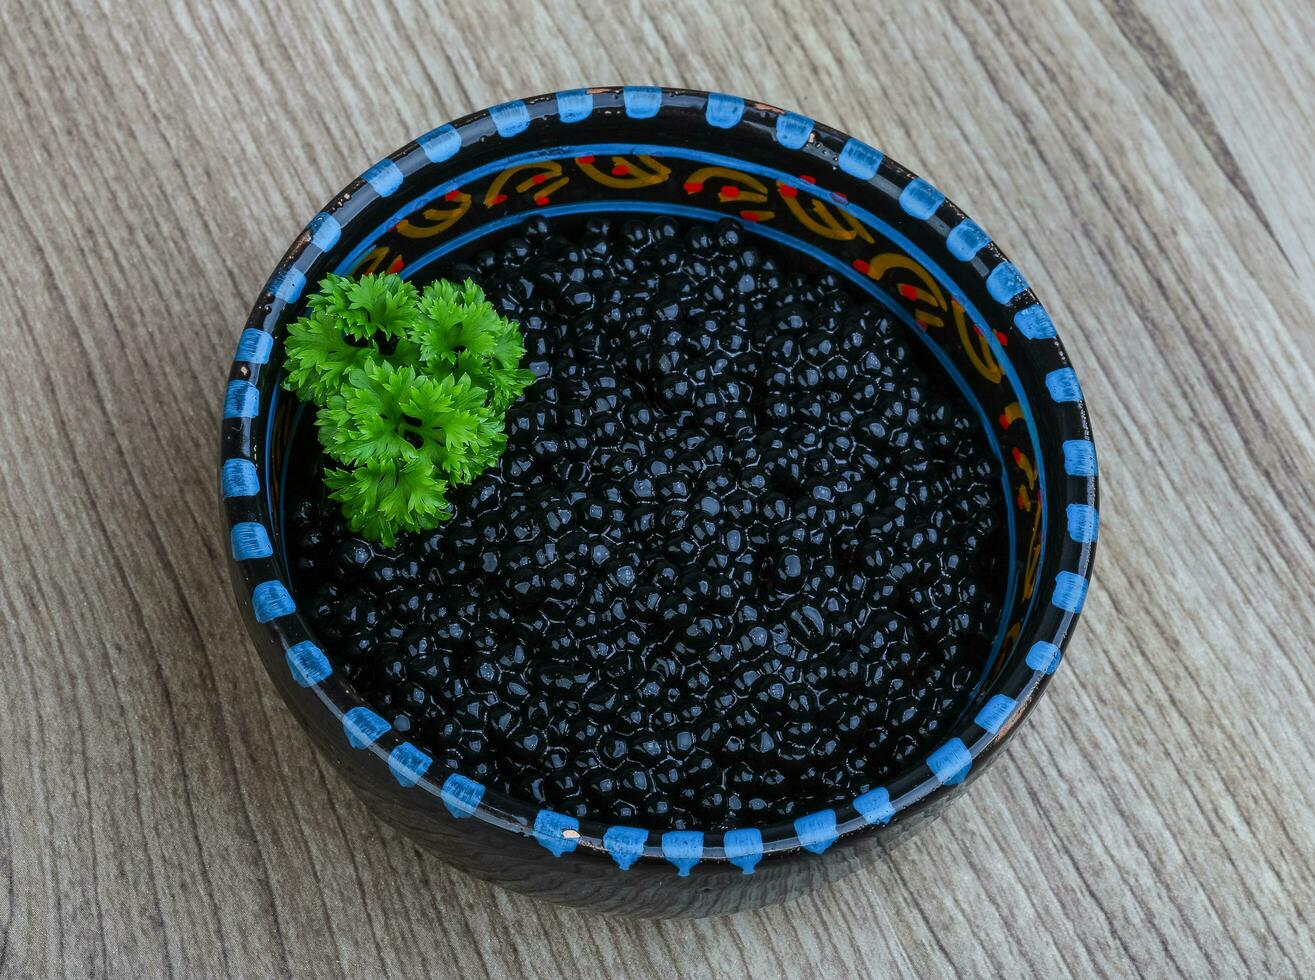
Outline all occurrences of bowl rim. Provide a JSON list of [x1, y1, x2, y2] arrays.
[[220, 85, 1099, 875]]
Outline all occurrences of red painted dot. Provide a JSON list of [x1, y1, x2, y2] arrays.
[[443, 189, 461, 202], [800, 174, 817, 184], [489, 193, 508, 206], [778, 184, 798, 198], [530, 172, 547, 185], [898, 283, 919, 300], [534, 195, 549, 206], [576, 154, 596, 165], [388, 256, 404, 274], [683, 181, 704, 194], [611, 162, 630, 176], [1012, 447, 1023, 464], [739, 210, 761, 222], [995, 330, 1009, 346], [999, 413, 1012, 428], [852, 259, 871, 275], [722, 185, 741, 199]]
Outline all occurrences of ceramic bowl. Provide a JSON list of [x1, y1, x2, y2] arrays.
[[220, 87, 1099, 917]]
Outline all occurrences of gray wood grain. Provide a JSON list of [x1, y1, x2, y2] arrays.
[[2, 0, 1313, 975]]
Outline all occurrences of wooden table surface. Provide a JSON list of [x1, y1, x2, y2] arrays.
[[3, 0, 1314, 975]]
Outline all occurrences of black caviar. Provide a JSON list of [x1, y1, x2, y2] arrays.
[[289, 215, 1004, 830]]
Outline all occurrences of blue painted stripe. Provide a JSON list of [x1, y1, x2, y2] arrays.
[[794, 810, 838, 855], [1063, 439, 1098, 476], [489, 100, 530, 137], [343, 706, 390, 748], [555, 88, 593, 123], [838, 138, 882, 179], [602, 826, 648, 870], [230, 521, 273, 560], [533, 810, 579, 857], [774, 111, 814, 149], [854, 787, 895, 826], [362, 159, 403, 196], [987, 262, 1029, 303], [1014, 304, 1056, 339], [270, 267, 306, 304], [705, 92, 744, 128], [388, 742, 432, 787], [661, 830, 703, 876], [1027, 640, 1062, 674], [622, 86, 662, 119], [221, 458, 259, 498], [416, 123, 461, 163], [1046, 367, 1083, 403], [440, 773, 485, 818], [975, 694, 1017, 734], [946, 218, 990, 260], [1067, 503, 1099, 543], [393, 198, 1023, 692], [286, 641, 331, 686], [235, 328, 273, 364], [927, 738, 972, 785], [251, 580, 294, 623], [899, 178, 945, 220], [1053, 571, 1089, 613], [223, 380, 259, 419], [723, 828, 763, 874], [308, 211, 341, 251]]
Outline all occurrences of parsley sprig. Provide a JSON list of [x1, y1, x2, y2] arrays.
[[282, 273, 535, 545]]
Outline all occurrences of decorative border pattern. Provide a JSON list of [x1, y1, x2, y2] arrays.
[[221, 87, 1099, 876]]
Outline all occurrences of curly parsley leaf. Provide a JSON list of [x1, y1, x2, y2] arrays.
[[280, 271, 535, 544]]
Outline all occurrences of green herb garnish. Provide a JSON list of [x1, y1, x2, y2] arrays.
[[282, 272, 535, 545]]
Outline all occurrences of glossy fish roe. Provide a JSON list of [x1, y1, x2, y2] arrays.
[[291, 216, 1004, 830]]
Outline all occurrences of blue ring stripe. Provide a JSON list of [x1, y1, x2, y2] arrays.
[[251, 580, 295, 622], [899, 178, 945, 219], [854, 787, 895, 825], [705, 92, 745, 128], [946, 218, 990, 260], [235, 328, 273, 364], [555, 89, 593, 123], [838, 138, 883, 179], [230, 521, 273, 560], [723, 828, 764, 874], [1027, 641, 1062, 674], [388, 742, 432, 787], [774, 112, 814, 149], [221, 458, 259, 498], [416, 124, 461, 163], [1063, 439, 1098, 476], [489, 101, 530, 137], [440, 773, 485, 818], [1052, 571, 1089, 613], [603, 826, 648, 870], [661, 830, 703, 875], [308, 211, 342, 251], [533, 810, 580, 856], [622, 86, 662, 118], [927, 738, 972, 785], [223, 380, 259, 419], [343, 706, 390, 748], [285, 641, 332, 686], [362, 159, 403, 196]]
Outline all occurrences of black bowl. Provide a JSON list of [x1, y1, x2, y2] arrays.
[[220, 87, 1099, 917]]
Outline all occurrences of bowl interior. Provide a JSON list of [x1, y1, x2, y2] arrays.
[[224, 87, 1097, 862]]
